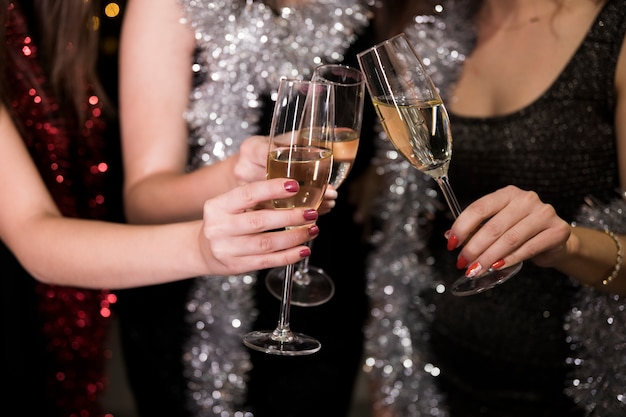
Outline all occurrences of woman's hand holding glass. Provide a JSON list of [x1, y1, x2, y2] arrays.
[[358, 33, 523, 295], [243, 78, 334, 355], [198, 178, 321, 276], [448, 185, 571, 277], [233, 135, 338, 215], [232, 135, 273, 185], [264, 64, 365, 306]]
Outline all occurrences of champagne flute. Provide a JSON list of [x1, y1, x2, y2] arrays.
[[265, 64, 365, 306], [243, 79, 334, 355], [357, 33, 522, 296]]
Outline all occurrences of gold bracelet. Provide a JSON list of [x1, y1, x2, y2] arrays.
[[603, 229, 623, 286]]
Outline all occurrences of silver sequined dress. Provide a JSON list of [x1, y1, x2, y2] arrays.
[[177, 1, 370, 416], [364, 0, 626, 416]]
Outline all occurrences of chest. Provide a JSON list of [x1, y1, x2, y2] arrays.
[[449, 4, 604, 117]]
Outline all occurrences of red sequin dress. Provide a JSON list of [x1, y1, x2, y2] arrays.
[[2, 2, 122, 416]]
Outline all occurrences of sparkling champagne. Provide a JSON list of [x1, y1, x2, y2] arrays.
[[267, 146, 332, 209], [372, 98, 452, 179], [328, 127, 359, 189]]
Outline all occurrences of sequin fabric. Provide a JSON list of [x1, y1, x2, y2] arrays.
[[176, 1, 371, 415], [364, 0, 626, 415], [566, 194, 626, 415], [4, 2, 116, 416]]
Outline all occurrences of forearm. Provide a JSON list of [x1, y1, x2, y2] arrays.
[[10, 215, 205, 289], [555, 225, 626, 295], [125, 158, 239, 224]]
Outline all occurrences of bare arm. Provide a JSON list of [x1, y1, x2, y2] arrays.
[[0, 106, 317, 288], [119, 0, 246, 224]]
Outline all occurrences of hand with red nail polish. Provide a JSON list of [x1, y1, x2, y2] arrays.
[[456, 256, 468, 270], [232, 135, 273, 185], [449, 185, 570, 280], [199, 178, 322, 275], [464, 261, 483, 278]]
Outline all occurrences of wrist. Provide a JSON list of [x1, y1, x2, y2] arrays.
[[601, 229, 623, 286], [566, 225, 624, 288]]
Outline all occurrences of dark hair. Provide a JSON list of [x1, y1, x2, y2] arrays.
[[0, 0, 106, 122]]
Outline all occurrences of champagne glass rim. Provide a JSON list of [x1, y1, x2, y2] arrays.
[[277, 77, 336, 91], [277, 77, 310, 86], [313, 63, 364, 86], [356, 32, 411, 58]]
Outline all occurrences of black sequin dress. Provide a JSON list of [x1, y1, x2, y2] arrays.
[[364, 0, 625, 416]]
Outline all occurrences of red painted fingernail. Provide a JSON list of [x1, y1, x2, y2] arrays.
[[303, 209, 318, 221], [456, 255, 468, 269], [300, 248, 312, 257], [308, 225, 319, 236], [491, 259, 506, 270], [465, 262, 483, 278], [447, 234, 459, 251], [284, 180, 299, 192]]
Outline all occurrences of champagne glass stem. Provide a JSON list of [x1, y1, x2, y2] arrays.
[[435, 175, 463, 219], [296, 243, 312, 276], [275, 263, 295, 339], [268, 237, 334, 307], [244, 256, 321, 354]]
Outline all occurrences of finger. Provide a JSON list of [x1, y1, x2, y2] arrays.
[[233, 138, 270, 184], [207, 178, 300, 214], [459, 213, 535, 275], [239, 135, 270, 165], [214, 224, 319, 259], [234, 245, 315, 273], [209, 225, 319, 274], [235, 206, 320, 237], [318, 199, 335, 215], [324, 185, 338, 200], [454, 188, 536, 251], [460, 205, 568, 277], [453, 186, 528, 244], [317, 186, 338, 215]]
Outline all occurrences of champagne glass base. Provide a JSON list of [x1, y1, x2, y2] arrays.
[[265, 266, 335, 307], [243, 330, 321, 356], [451, 262, 523, 296]]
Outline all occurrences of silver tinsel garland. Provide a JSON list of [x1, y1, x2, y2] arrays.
[[176, 0, 371, 416], [363, 2, 473, 415], [566, 194, 626, 416]]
